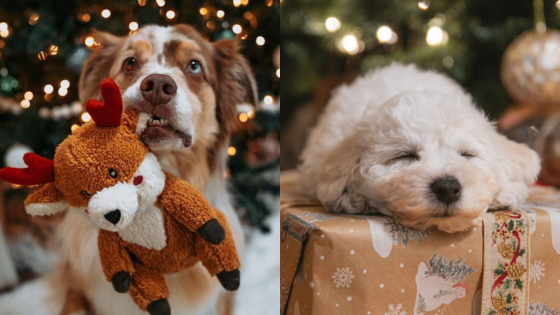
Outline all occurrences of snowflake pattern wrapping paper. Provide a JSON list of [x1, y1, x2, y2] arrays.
[[280, 172, 560, 315]]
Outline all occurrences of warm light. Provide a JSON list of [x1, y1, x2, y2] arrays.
[[38, 51, 47, 60], [264, 95, 274, 105], [20, 100, 30, 109], [239, 113, 248, 122], [85, 36, 95, 47], [376, 26, 392, 43], [266, 0, 273, 6], [556, 0, 560, 10], [244, 12, 253, 20], [138, 0, 147, 6], [101, 9, 111, 18], [60, 80, 70, 88], [44, 84, 54, 94], [276, 69, 280, 78], [156, 0, 165, 7], [29, 13, 39, 25], [58, 87, 68, 97], [418, 0, 430, 10], [24, 91, 33, 100], [325, 17, 341, 33], [206, 21, 215, 30], [166, 10, 176, 19], [256, 36, 265, 46], [129, 22, 139, 31], [81, 13, 91, 22], [233, 0, 242, 7], [232, 24, 242, 34], [81, 112, 91, 123], [247, 110, 255, 119], [48, 44, 58, 55], [199, 7, 208, 15], [0, 26, 9, 38], [426, 26, 447, 46], [217, 10, 225, 19], [71, 124, 79, 132], [228, 147, 237, 156], [341, 34, 359, 55]]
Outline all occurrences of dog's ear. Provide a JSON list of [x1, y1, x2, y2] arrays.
[[315, 139, 363, 213], [489, 132, 541, 208], [79, 30, 124, 103], [213, 39, 258, 138]]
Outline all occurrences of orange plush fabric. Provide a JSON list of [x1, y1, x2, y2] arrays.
[[0, 79, 241, 315]]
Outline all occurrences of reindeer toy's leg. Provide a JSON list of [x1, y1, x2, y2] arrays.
[[128, 264, 170, 315], [195, 209, 241, 291]]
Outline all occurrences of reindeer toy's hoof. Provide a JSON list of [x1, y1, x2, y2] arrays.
[[0, 78, 242, 314], [147, 299, 171, 315]]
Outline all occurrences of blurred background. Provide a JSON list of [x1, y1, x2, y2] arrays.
[[0, 0, 279, 314], [280, 0, 560, 180]]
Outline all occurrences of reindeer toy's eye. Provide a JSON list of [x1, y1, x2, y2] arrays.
[[109, 168, 118, 178]]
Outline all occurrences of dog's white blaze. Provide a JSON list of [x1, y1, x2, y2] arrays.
[[118, 205, 167, 250]]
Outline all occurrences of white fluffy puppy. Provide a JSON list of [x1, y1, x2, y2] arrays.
[[300, 63, 540, 233]]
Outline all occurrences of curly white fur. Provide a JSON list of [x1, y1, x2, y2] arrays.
[[300, 63, 541, 233]]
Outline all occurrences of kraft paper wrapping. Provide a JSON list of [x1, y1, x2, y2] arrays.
[[280, 171, 560, 315]]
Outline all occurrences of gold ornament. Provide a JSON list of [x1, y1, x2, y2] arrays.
[[501, 30, 560, 106], [495, 212, 510, 224], [498, 243, 515, 260], [506, 262, 527, 279], [492, 295, 508, 311]]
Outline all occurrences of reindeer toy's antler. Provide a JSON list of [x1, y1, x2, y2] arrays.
[[0, 153, 54, 186], [86, 78, 123, 127]]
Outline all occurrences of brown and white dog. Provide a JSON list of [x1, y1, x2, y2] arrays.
[[0, 24, 257, 315]]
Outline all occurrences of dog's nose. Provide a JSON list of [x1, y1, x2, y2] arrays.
[[140, 74, 177, 106], [104, 210, 121, 225], [430, 176, 462, 205]]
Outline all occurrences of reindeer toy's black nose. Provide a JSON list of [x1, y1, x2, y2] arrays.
[[104, 209, 122, 225], [430, 176, 462, 205]]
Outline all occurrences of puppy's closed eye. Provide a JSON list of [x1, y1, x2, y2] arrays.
[[460, 151, 477, 158], [391, 152, 420, 163]]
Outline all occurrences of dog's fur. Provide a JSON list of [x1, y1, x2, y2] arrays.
[[300, 64, 540, 233], [0, 25, 256, 315]]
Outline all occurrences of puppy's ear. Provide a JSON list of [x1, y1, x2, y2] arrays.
[[79, 30, 124, 103], [213, 39, 258, 138], [315, 139, 363, 214], [489, 132, 541, 208]]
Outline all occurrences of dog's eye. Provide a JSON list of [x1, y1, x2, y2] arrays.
[[187, 60, 202, 75], [392, 153, 420, 162], [122, 57, 139, 72], [460, 151, 477, 158], [80, 191, 92, 197], [109, 168, 118, 178]]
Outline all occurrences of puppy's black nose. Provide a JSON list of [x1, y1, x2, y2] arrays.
[[104, 210, 121, 225], [430, 176, 461, 205]]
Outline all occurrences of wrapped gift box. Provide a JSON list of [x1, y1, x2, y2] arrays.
[[280, 171, 560, 315]]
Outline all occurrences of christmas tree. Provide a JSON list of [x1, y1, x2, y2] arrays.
[[281, 0, 560, 128], [0, 0, 279, 229]]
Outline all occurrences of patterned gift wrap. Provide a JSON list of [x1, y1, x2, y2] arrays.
[[280, 171, 560, 315]]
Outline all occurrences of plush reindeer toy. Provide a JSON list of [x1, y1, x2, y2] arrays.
[[0, 79, 241, 315]]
